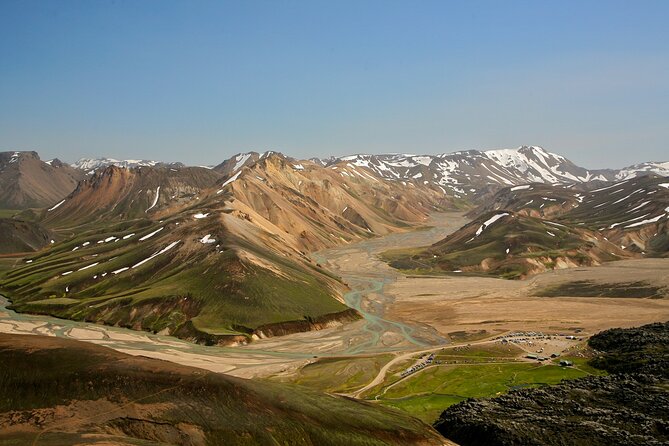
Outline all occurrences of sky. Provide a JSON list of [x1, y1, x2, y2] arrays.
[[1, 1, 668, 168]]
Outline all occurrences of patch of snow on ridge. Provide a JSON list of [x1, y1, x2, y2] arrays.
[[217, 171, 242, 193], [511, 185, 531, 191], [625, 214, 666, 228], [78, 262, 99, 271], [199, 234, 216, 244], [48, 199, 66, 211], [145, 186, 160, 212], [293, 164, 305, 170], [233, 153, 252, 172], [609, 213, 651, 229], [193, 213, 209, 219], [112, 267, 129, 275], [139, 227, 164, 241], [132, 241, 180, 268], [475, 213, 509, 237]]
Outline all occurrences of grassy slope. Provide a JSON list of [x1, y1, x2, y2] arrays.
[[361, 344, 601, 423], [0, 333, 444, 446], [0, 214, 351, 342]]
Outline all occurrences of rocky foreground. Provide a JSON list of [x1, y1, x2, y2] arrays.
[[434, 321, 669, 446]]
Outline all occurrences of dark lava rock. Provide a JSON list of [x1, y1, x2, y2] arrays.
[[434, 321, 669, 446], [434, 374, 669, 446]]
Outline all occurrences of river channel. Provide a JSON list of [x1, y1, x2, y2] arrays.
[[0, 212, 468, 376]]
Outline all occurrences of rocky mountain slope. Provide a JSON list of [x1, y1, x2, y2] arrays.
[[433, 321, 669, 446], [41, 165, 222, 229], [0, 151, 85, 209], [213, 151, 263, 175], [215, 153, 453, 252], [0, 333, 446, 446], [322, 146, 669, 198]]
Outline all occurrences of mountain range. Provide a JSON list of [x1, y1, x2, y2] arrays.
[[0, 145, 667, 343], [319, 146, 669, 198], [5, 146, 668, 210]]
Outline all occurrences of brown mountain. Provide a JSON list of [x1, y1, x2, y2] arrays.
[[0, 151, 85, 210], [41, 164, 222, 229]]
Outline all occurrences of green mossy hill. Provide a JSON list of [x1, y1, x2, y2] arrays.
[[0, 333, 445, 446], [0, 216, 354, 344]]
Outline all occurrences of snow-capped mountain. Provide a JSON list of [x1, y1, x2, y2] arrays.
[[615, 161, 669, 181], [72, 147, 668, 197], [73, 158, 184, 174], [323, 146, 667, 197]]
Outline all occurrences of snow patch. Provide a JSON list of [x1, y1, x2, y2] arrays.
[[625, 214, 666, 228], [217, 171, 242, 193], [78, 262, 99, 271], [475, 213, 509, 237], [145, 186, 160, 212], [233, 153, 252, 172], [139, 227, 164, 241], [199, 234, 216, 244], [47, 199, 66, 212], [132, 241, 180, 268]]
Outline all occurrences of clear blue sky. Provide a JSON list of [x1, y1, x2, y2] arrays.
[[1, 1, 668, 167]]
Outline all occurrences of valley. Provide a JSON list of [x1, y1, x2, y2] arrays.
[[2, 210, 667, 390], [1, 148, 668, 445]]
